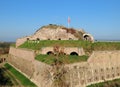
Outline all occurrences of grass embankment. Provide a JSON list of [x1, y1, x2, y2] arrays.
[[19, 41, 120, 64], [4, 63, 36, 87], [0, 67, 13, 86], [19, 40, 120, 52], [36, 54, 88, 64], [87, 79, 120, 87], [92, 42, 120, 51], [19, 40, 91, 50]]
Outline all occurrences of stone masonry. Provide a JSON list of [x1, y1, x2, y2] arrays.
[[16, 24, 94, 47], [8, 47, 120, 87]]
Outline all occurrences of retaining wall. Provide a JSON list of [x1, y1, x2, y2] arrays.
[[65, 51, 120, 87], [8, 47, 52, 87], [8, 47, 120, 87]]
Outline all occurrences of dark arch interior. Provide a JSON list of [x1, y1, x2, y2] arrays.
[[69, 38, 73, 40], [36, 38, 40, 40], [27, 38, 29, 40], [84, 35, 91, 40], [47, 51, 53, 55], [70, 52, 78, 56], [58, 38, 61, 40]]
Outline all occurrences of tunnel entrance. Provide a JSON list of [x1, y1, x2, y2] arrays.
[[70, 52, 78, 56], [84, 35, 91, 41], [47, 51, 54, 55]]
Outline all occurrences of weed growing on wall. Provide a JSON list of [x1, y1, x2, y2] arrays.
[[51, 45, 69, 87]]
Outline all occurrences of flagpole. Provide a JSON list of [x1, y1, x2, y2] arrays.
[[68, 22, 69, 28], [68, 16, 70, 28]]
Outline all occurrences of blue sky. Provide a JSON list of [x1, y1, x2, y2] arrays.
[[0, 0, 120, 41]]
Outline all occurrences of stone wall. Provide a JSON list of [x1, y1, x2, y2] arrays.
[[9, 47, 35, 61], [30, 28, 78, 40], [41, 47, 85, 56], [65, 51, 120, 87], [8, 47, 120, 87], [32, 60, 52, 87], [8, 47, 52, 87], [16, 28, 78, 47], [16, 37, 28, 47]]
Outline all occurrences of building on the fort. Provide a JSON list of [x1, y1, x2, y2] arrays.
[[16, 24, 94, 47]]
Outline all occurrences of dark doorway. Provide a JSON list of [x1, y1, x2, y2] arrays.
[[47, 51, 54, 55], [70, 52, 78, 56]]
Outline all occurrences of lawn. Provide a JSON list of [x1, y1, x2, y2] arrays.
[[35, 54, 88, 65], [4, 63, 37, 87], [19, 40, 92, 50], [19, 40, 120, 52]]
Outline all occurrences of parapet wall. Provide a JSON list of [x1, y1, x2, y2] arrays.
[[9, 47, 35, 61], [16, 37, 28, 47]]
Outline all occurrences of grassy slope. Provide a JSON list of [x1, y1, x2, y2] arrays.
[[4, 63, 36, 87], [19, 41, 120, 64], [19, 40, 91, 50], [35, 54, 88, 64], [19, 40, 120, 52], [0, 67, 13, 86]]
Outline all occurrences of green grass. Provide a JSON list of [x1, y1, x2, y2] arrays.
[[4, 63, 36, 87], [87, 78, 120, 87], [19, 40, 92, 50], [35, 54, 88, 65], [0, 67, 13, 86], [92, 42, 120, 51], [19, 40, 120, 53], [18, 41, 120, 64], [1, 67, 20, 85]]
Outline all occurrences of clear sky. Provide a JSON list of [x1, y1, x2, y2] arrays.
[[0, 0, 120, 41]]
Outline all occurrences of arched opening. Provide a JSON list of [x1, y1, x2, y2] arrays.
[[58, 38, 61, 40], [27, 38, 29, 40], [48, 38, 50, 40], [47, 51, 54, 55], [83, 34, 94, 42], [69, 38, 73, 40], [36, 38, 40, 40], [84, 35, 90, 41], [70, 52, 78, 56]]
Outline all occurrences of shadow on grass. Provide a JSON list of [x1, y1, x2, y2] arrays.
[[0, 67, 13, 86]]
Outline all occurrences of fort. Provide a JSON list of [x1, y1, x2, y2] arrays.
[[2, 24, 120, 87]]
